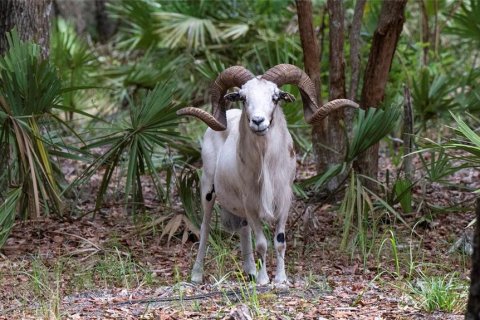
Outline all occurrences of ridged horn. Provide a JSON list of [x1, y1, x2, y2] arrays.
[[262, 64, 359, 124], [176, 107, 226, 131], [176, 66, 255, 131], [309, 99, 360, 123], [262, 64, 319, 123]]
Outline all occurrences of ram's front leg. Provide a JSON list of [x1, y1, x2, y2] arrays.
[[191, 184, 215, 283], [239, 222, 256, 280]]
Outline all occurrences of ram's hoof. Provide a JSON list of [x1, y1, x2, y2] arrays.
[[191, 273, 203, 284]]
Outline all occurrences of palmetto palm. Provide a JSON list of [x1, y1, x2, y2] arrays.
[[76, 82, 184, 214], [107, 0, 300, 103], [411, 67, 458, 128], [447, 0, 480, 47], [303, 105, 402, 190], [0, 30, 89, 245], [50, 19, 100, 120]]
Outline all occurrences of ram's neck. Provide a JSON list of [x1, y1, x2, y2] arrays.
[[237, 107, 291, 219]]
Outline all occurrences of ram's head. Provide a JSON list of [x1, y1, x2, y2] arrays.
[[177, 64, 359, 131]]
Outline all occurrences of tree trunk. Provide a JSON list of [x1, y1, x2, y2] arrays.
[[295, 0, 322, 105], [466, 198, 480, 320], [420, 0, 429, 65], [53, 0, 89, 34], [95, 0, 116, 43], [0, 0, 53, 58], [296, 0, 334, 181], [312, 0, 347, 192], [402, 86, 414, 181], [354, 0, 407, 184], [348, 0, 366, 101]]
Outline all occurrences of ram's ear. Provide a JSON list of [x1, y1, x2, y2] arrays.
[[279, 91, 296, 103], [224, 92, 243, 102]]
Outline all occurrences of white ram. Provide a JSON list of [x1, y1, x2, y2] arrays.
[[177, 64, 358, 284]]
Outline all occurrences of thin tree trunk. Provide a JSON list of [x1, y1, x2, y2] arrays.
[[402, 86, 414, 180], [466, 198, 480, 320], [318, 5, 327, 71], [354, 0, 407, 185], [296, 0, 322, 105], [0, 0, 53, 58], [420, 0, 429, 65], [346, 0, 366, 141], [95, 0, 116, 43], [348, 0, 366, 101], [296, 0, 332, 178], [314, 0, 347, 192]]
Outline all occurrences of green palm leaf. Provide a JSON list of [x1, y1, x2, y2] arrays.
[[447, 1, 480, 47], [154, 12, 220, 50], [0, 187, 22, 247], [346, 106, 401, 162], [77, 82, 184, 213]]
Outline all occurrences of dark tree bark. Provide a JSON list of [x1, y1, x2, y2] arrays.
[[348, 0, 366, 101], [354, 0, 407, 184], [402, 86, 414, 180], [54, 0, 92, 35], [327, 0, 346, 101], [317, 5, 327, 80], [295, 0, 322, 105], [312, 0, 347, 191], [0, 0, 53, 58], [296, 0, 334, 179], [420, 0, 430, 65], [95, 0, 116, 43], [466, 198, 480, 320]]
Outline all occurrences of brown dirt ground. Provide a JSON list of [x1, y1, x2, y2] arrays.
[[0, 152, 476, 319]]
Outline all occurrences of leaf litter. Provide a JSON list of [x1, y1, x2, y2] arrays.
[[0, 152, 477, 319]]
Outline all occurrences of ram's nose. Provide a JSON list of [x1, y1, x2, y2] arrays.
[[252, 116, 265, 125]]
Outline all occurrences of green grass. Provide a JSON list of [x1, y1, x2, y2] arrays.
[[404, 272, 467, 313], [24, 257, 63, 319], [93, 248, 155, 289]]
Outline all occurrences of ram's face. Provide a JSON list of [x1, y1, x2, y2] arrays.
[[225, 78, 294, 136]]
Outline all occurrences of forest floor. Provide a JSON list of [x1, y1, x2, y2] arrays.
[[0, 151, 477, 319]]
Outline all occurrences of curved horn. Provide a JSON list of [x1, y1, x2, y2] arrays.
[[176, 66, 255, 131], [262, 64, 358, 124], [176, 107, 226, 131], [309, 99, 359, 123], [262, 64, 319, 123]]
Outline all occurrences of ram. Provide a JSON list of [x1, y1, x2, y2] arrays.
[[177, 64, 358, 284]]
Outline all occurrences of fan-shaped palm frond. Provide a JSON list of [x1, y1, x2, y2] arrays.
[[0, 30, 64, 218], [77, 82, 184, 213], [154, 12, 221, 50], [347, 106, 401, 162], [0, 187, 22, 247], [411, 67, 458, 126], [50, 19, 99, 119], [303, 105, 401, 191], [107, 0, 162, 51], [447, 1, 480, 47]]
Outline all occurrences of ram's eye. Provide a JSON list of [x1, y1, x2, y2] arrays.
[[272, 95, 280, 103]]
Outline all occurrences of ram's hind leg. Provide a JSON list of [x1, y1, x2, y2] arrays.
[[221, 209, 255, 280], [191, 183, 215, 283]]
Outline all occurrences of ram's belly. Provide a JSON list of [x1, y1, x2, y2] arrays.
[[214, 178, 246, 217]]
